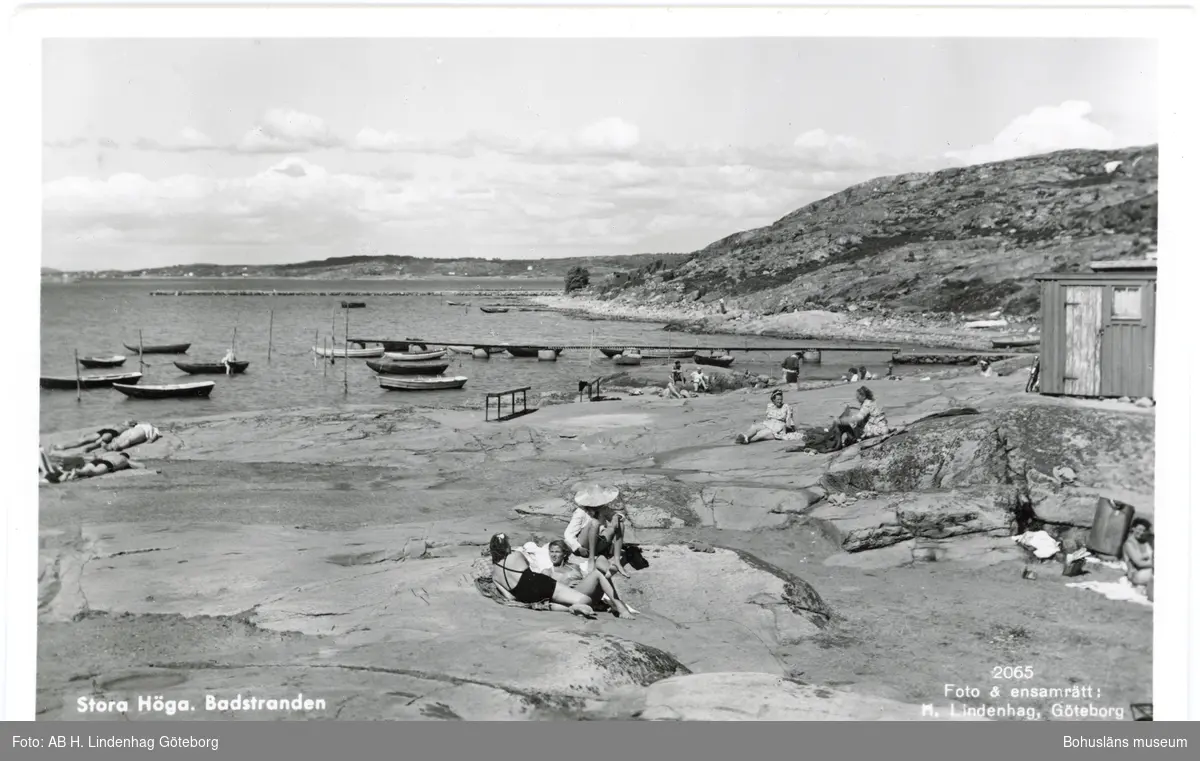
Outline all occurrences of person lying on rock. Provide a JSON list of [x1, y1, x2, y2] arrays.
[[565, 483, 632, 578], [40, 447, 142, 483], [488, 533, 598, 618], [104, 421, 162, 452], [735, 389, 796, 444], [1123, 518, 1153, 587], [51, 420, 138, 453], [543, 540, 636, 619], [835, 386, 892, 447]]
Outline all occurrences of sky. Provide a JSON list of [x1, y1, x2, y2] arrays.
[[42, 38, 1159, 271]]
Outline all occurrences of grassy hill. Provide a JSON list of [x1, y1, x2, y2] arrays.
[[93, 253, 690, 281], [592, 146, 1157, 317]]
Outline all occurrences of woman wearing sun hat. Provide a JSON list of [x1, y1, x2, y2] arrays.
[[564, 483, 631, 578]]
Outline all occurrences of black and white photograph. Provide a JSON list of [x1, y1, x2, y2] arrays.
[[17, 8, 1184, 726]]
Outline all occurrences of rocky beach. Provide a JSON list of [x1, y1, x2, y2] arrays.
[[37, 360, 1153, 721]]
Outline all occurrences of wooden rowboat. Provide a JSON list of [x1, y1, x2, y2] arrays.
[[378, 375, 468, 391], [113, 381, 214, 399], [174, 360, 251, 375], [641, 349, 698, 359], [123, 342, 191, 354], [312, 345, 385, 359], [78, 355, 126, 369], [613, 354, 642, 366], [506, 346, 563, 358], [992, 336, 1041, 349], [382, 349, 447, 362], [41, 372, 142, 390], [340, 301, 367, 309], [365, 360, 450, 376], [695, 354, 736, 368], [379, 340, 428, 353], [479, 306, 509, 314], [599, 347, 625, 358]]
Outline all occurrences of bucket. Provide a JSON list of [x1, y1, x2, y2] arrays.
[[1086, 497, 1135, 557], [911, 539, 946, 562], [537, 349, 558, 361], [472, 348, 490, 360]]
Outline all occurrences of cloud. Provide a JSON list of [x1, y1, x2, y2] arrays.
[[44, 137, 100, 149], [134, 127, 221, 152], [236, 108, 340, 153], [946, 100, 1118, 165]]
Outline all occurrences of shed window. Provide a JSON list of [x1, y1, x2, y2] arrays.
[[1112, 286, 1142, 319]]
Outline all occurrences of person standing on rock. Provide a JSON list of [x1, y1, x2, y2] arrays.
[[565, 483, 632, 578], [782, 352, 801, 389]]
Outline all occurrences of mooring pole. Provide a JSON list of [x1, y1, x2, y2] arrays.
[[74, 349, 81, 403], [267, 309, 274, 364], [343, 307, 349, 395], [138, 329, 145, 374]]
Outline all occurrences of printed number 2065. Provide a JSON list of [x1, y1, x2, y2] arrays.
[[992, 666, 1033, 679]]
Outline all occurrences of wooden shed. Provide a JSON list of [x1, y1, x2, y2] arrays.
[[1034, 261, 1156, 399]]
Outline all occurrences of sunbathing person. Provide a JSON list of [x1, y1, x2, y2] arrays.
[[691, 367, 711, 393], [735, 389, 796, 444], [836, 386, 892, 446], [489, 533, 597, 618], [565, 484, 631, 578], [544, 540, 635, 618], [105, 421, 162, 452], [1123, 517, 1154, 587], [40, 448, 142, 483], [51, 420, 137, 453]]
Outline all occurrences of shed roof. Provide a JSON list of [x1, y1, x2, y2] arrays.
[[1034, 270, 1157, 282], [1087, 259, 1158, 272]]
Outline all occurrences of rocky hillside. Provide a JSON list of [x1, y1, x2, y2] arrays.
[[596, 146, 1157, 317]]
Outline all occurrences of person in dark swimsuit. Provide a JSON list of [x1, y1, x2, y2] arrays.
[[489, 534, 597, 617]]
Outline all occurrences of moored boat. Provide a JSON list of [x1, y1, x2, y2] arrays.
[[992, 336, 1041, 349], [41, 372, 143, 390], [174, 360, 251, 375], [506, 346, 563, 358], [382, 349, 447, 362], [479, 306, 509, 314], [123, 342, 191, 354], [377, 375, 468, 391], [641, 349, 698, 359], [379, 340, 428, 353], [78, 355, 126, 369], [447, 345, 474, 354], [340, 301, 367, 308], [112, 380, 215, 399], [598, 347, 625, 358], [694, 354, 736, 368], [365, 359, 450, 376], [312, 345, 385, 359]]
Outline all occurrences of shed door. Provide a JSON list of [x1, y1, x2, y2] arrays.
[[1063, 286, 1103, 396]]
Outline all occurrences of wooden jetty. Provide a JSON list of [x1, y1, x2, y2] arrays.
[[346, 337, 903, 359], [892, 351, 1023, 366]]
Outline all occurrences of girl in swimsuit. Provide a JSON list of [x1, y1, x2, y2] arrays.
[[545, 540, 636, 618], [489, 534, 597, 618]]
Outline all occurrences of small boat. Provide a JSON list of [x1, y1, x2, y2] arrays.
[[378, 375, 468, 391], [123, 342, 191, 354], [479, 306, 509, 314], [41, 372, 143, 390], [695, 354, 736, 368], [174, 360, 251, 375], [613, 354, 642, 366], [382, 349, 447, 362], [992, 336, 1041, 349], [365, 360, 450, 376], [78, 355, 126, 369], [341, 301, 367, 309], [506, 346, 563, 358], [642, 349, 699, 359], [312, 345, 385, 359], [599, 347, 625, 358], [445, 300, 469, 306], [447, 345, 475, 355], [113, 380, 215, 399], [379, 340, 428, 352]]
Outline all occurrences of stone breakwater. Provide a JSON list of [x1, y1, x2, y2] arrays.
[[532, 294, 1039, 352], [151, 289, 559, 297]]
